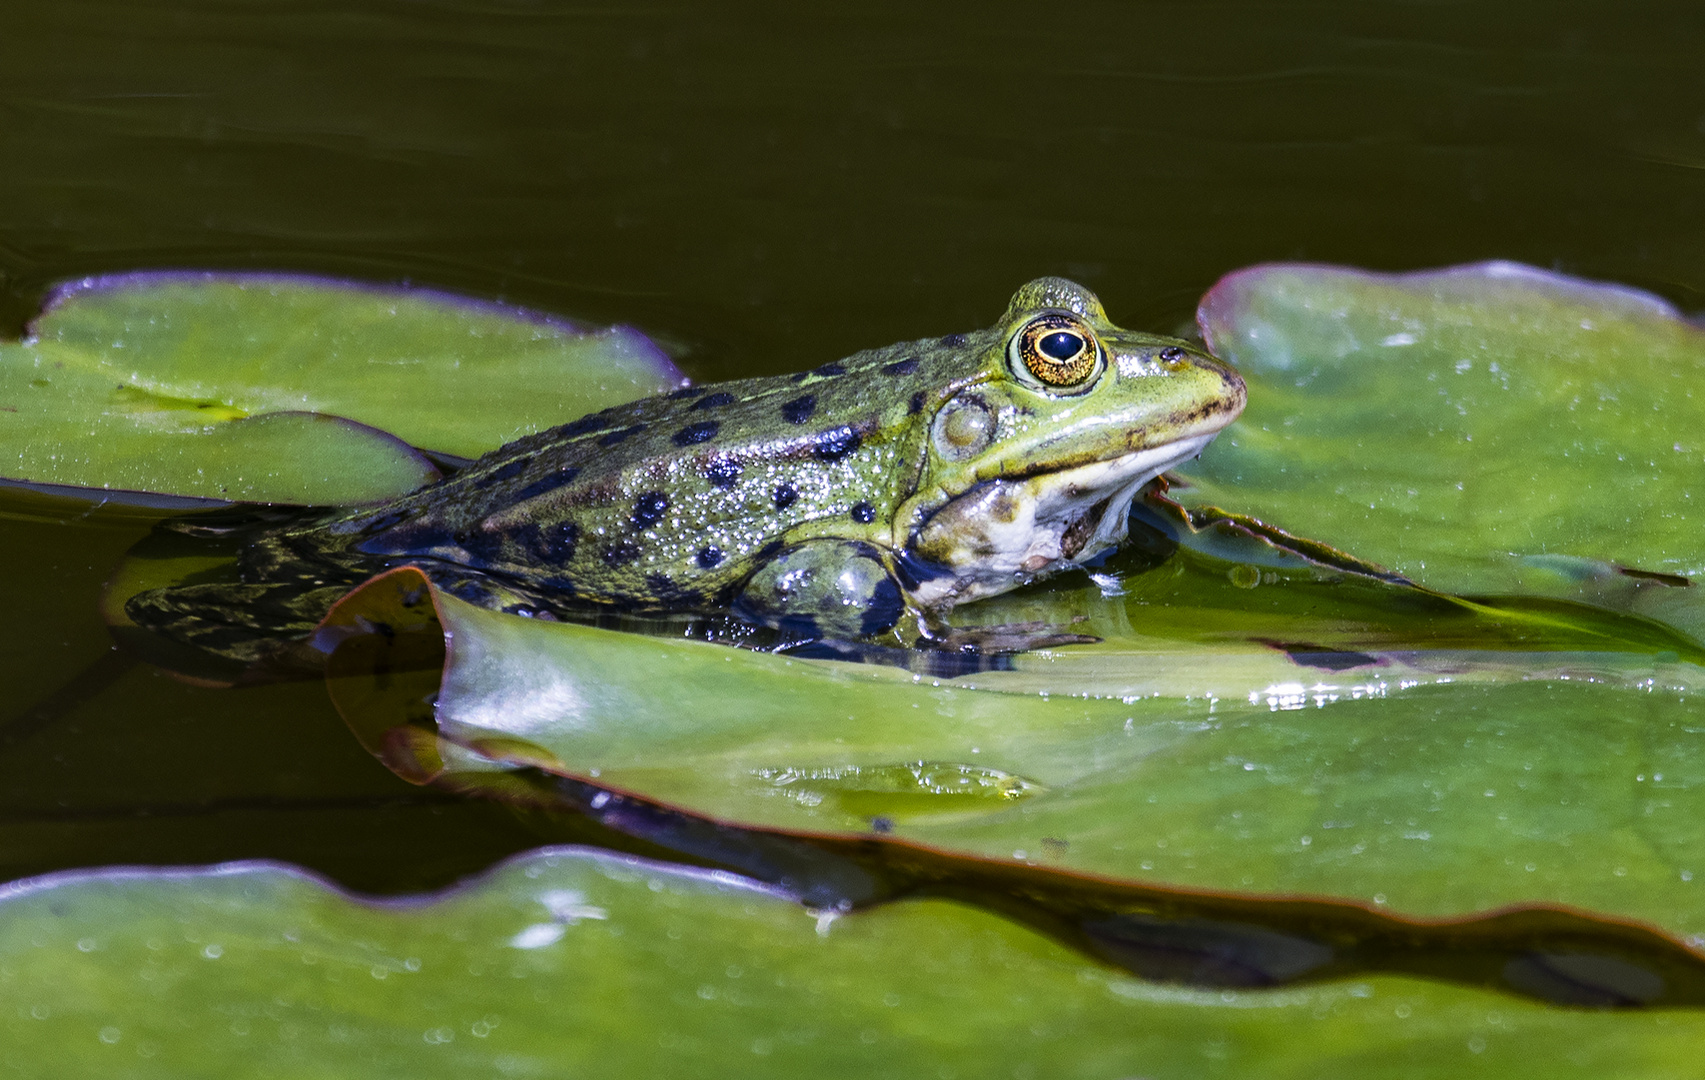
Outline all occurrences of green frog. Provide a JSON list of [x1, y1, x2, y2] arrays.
[[124, 277, 1244, 664]]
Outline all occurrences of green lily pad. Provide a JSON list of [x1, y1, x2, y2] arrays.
[[32, 262, 1705, 1046], [4, 849, 1704, 1077], [319, 564, 1705, 940], [1186, 261, 1705, 601], [0, 273, 682, 503]]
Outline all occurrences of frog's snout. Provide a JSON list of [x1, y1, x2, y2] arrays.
[[1208, 355, 1248, 423], [1162, 350, 1247, 441]]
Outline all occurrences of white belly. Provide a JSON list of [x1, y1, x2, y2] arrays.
[[907, 433, 1215, 610]]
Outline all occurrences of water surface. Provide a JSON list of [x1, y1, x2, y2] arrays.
[[0, 0, 1701, 892]]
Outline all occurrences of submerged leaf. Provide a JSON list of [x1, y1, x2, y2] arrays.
[[0, 272, 682, 503]]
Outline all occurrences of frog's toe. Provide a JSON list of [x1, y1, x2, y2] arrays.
[[733, 540, 908, 640]]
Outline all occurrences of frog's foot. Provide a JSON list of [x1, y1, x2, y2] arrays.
[[123, 580, 358, 667], [731, 539, 910, 641], [924, 619, 1101, 655]]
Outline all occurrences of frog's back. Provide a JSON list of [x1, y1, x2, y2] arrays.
[[307, 330, 994, 609]]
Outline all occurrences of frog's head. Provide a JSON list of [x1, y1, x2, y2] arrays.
[[901, 277, 1246, 604]]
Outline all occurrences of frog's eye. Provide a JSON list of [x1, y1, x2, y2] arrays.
[[1010, 313, 1102, 390]]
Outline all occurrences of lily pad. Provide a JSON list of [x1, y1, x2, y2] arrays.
[[319, 563, 1705, 940], [33, 262, 1705, 1041], [0, 273, 682, 503], [1186, 261, 1705, 601], [4, 849, 1705, 1077]]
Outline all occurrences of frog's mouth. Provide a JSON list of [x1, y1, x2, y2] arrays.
[[908, 432, 1217, 609]]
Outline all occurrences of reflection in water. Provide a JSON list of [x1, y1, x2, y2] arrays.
[[4, 7, 1704, 1054]]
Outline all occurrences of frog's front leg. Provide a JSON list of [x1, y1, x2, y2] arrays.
[[732, 539, 911, 640]]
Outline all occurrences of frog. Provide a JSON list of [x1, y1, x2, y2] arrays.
[[123, 277, 1245, 665]]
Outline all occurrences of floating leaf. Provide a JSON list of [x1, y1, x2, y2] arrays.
[[0, 272, 682, 503], [1187, 262, 1705, 608], [4, 849, 1705, 1076], [320, 565, 1705, 941], [401, 761, 1705, 1008], [40, 261, 1705, 1049]]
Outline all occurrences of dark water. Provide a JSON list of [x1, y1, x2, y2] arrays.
[[0, 1, 1702, 894]]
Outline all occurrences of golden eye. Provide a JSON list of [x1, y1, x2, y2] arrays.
[[1011, 313, 1101, 388]]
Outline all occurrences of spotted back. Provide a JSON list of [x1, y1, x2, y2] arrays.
[[310, 329, 1001, 609]]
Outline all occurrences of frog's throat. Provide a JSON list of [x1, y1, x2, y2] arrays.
[[907, 433, 1217, 610]]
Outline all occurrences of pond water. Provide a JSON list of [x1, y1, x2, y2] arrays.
[[1, 0, 1704, 1067]]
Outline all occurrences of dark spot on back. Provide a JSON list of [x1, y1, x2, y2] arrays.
[[602, 539, 641, 568], [773, 481, 799, 510], [514, 467, 581, 502], [558, 413, 611, 438], [939, 333, 968, 347], [813, 362, 845, 377], [457, 528, 508, 563], [514, 520, 579, 563], [882, 356, 919, 376], [355, 520, 455, 556], [474, 459, 528, 489], [598, 424, 644, 447], [632, 491, 670, 529], [667, 386, 708, 400], [696, 545, 724, 569], [781, 394, 816, 425], [908, 391, 926, 415], [757, 539, 785, 562], [691, 391, 736, 410], [703, 457, 742, 489], [672, 421, 719, 446], [812, 426, 862, 462], [850, 501, 876, 524]]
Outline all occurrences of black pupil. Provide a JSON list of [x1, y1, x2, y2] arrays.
[[1038, 331, 1082, 360]]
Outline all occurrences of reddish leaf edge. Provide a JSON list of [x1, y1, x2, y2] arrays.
[[1197, 259, 1695, 340]]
